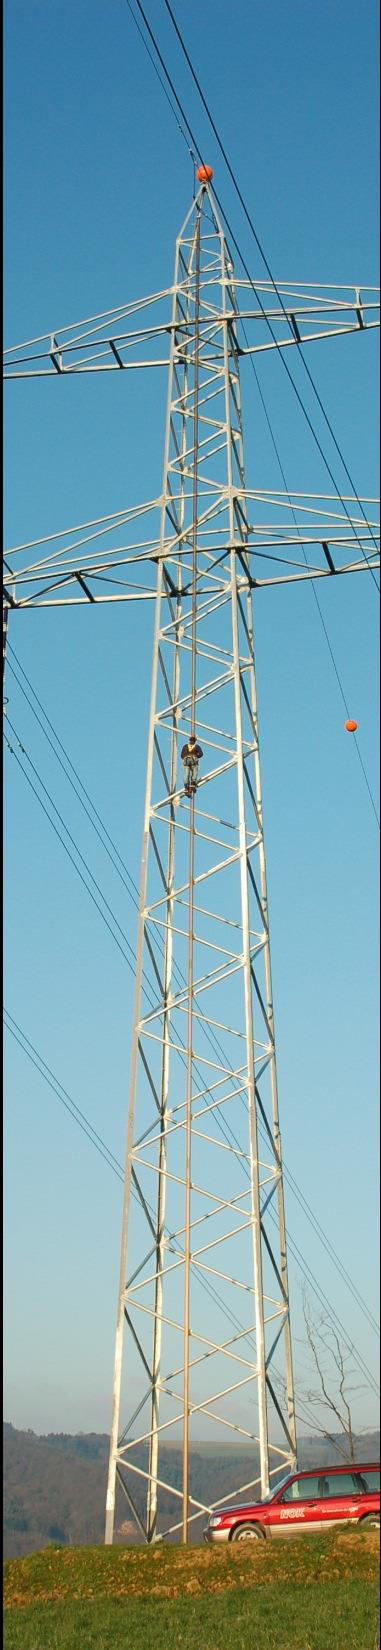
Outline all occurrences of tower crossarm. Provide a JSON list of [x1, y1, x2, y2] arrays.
[[3, 490, 379, 609], [3, 282, 379, 378]]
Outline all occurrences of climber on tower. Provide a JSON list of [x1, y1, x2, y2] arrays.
[[181, 733, 203, 798]]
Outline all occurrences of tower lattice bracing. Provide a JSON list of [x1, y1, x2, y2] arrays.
[[105, 182, 297, 1546]]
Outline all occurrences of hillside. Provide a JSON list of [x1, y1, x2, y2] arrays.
[[3, 1422, 380, 1559]]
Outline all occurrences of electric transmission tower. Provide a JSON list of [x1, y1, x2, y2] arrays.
[[4, 174, 379, 1547], [105, 182, 298, 1546], [102, 181, 378, 1545]]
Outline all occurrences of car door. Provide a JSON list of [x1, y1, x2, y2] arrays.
[[353, 1468, 380, 1524], [270, 1474, 324, 1536], [319, 1471, 363, 1528]]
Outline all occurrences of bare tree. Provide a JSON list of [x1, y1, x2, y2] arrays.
[[301, 1288, 363, 1461]]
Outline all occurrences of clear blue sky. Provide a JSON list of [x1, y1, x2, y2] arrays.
[[4, 0, 380, 1440]]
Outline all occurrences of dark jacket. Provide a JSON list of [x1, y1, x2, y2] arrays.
[[181, 742, 203, 760]]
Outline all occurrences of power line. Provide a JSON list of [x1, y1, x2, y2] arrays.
[[3, 721, 158, 1012], [4, 10, 379, 1481], [2, 717, 257, 1199], [277, 1220, 379, 1398], [4, 678, 379, 1385], [3, 691, 243, 1113], [123, 0, 195, 167], [4, 1008, 378, 1423], [161, 0, 380, 588], [241, 341, 380, 829], [7, 475, 381, 848], [6, 650, 142, 910], [3, 705, 257, 1183], [6, 648, 379, 1337], [125, 0, 379, 589], [3, 1011, 351, 1460], [4, 1012, 125, 1184], [4, 959, 378, 1398]]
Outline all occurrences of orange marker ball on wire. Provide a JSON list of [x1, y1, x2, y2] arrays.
[[345, 719, 358, 733], [197, 164, 214, 183]]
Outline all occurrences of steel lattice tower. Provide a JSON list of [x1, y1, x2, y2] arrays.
[[105, 179, 297, 1546], [4, 168, 379, 1543]]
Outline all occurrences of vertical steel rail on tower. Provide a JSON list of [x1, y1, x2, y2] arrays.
[[220, 238, 297, 1465], [182, 204, 201, 1544], [105, 181, 297, 1548]]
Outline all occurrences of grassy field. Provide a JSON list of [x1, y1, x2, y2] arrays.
[[4, 1528, 379, 1650]]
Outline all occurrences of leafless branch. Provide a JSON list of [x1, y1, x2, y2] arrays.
[[301, 1287, 356, 1460]]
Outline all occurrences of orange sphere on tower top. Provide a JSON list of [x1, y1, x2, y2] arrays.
[[197, 164, 214, 183], [345, 719, 358, 733]]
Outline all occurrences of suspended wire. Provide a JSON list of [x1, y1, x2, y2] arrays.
[[6, 652, 142, 911], [114, 20, 381, 1329], [123, 0, 196, 164], [4, 6, 378, 1462], [125, 0, 379, 590], [4, 651, 379, 1375], [2, 700, 242, 1144], [4, 727, 379, 1399], [272, 1160, 379, 1340], [3, 710, 257, 1186], [240, 338, 380, 829], [277, 1221, 379, 1398], [2, 1012, 351, 1465], [202, 1075, 380, 1396], [6, 646, 379, 1338], [3, 722, 158, 1013], [4, 1012, 125, 1184], [4, 707, 377, 1418], [3, 719, 254, 1198], [9, 15, 373, 839], [4, 1009, 378, 1431], [7, 643, 143, 905], [6, 20, 379, 824], [161, 0, 380, 589]]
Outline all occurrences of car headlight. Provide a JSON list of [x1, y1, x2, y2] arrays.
[[209, 1515, 222, 1528]]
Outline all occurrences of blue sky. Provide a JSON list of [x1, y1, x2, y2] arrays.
[[4, 0, 380, 1441]]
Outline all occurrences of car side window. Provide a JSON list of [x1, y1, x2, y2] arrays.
[[355, 1470, 380, 1494], [325, 1473, 358, 1498], [280, 1479, 300, 1501], [281, 1476, 321, 1502]]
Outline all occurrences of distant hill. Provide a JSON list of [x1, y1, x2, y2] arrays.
[[3, 1421, 379, 1559]]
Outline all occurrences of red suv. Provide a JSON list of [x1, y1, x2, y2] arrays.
[[204, 1462, 380, 1543]]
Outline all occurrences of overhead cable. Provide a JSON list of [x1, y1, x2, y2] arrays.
[[3, 1009, 354, 1458], [7, 645, 379, 1338], [4, 739, 379, 1398], [124, 0, 195, 165], [125, 0, 379, 589], [4, 1008, 379, 1412], [241, 345, 380, 828], [161, 0, 380, 586], [3, 722, 158, 1012]]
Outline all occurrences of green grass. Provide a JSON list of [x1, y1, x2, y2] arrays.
[[3, 1582, 380, 1650], [4, 1529, 379, 1650]]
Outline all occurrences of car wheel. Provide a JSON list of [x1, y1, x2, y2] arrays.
[[359, 1514, 380, 1530], [231, 1522, 265, 1542]]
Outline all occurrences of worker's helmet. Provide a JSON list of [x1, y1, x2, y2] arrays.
[[189, 734, 196, 745]]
